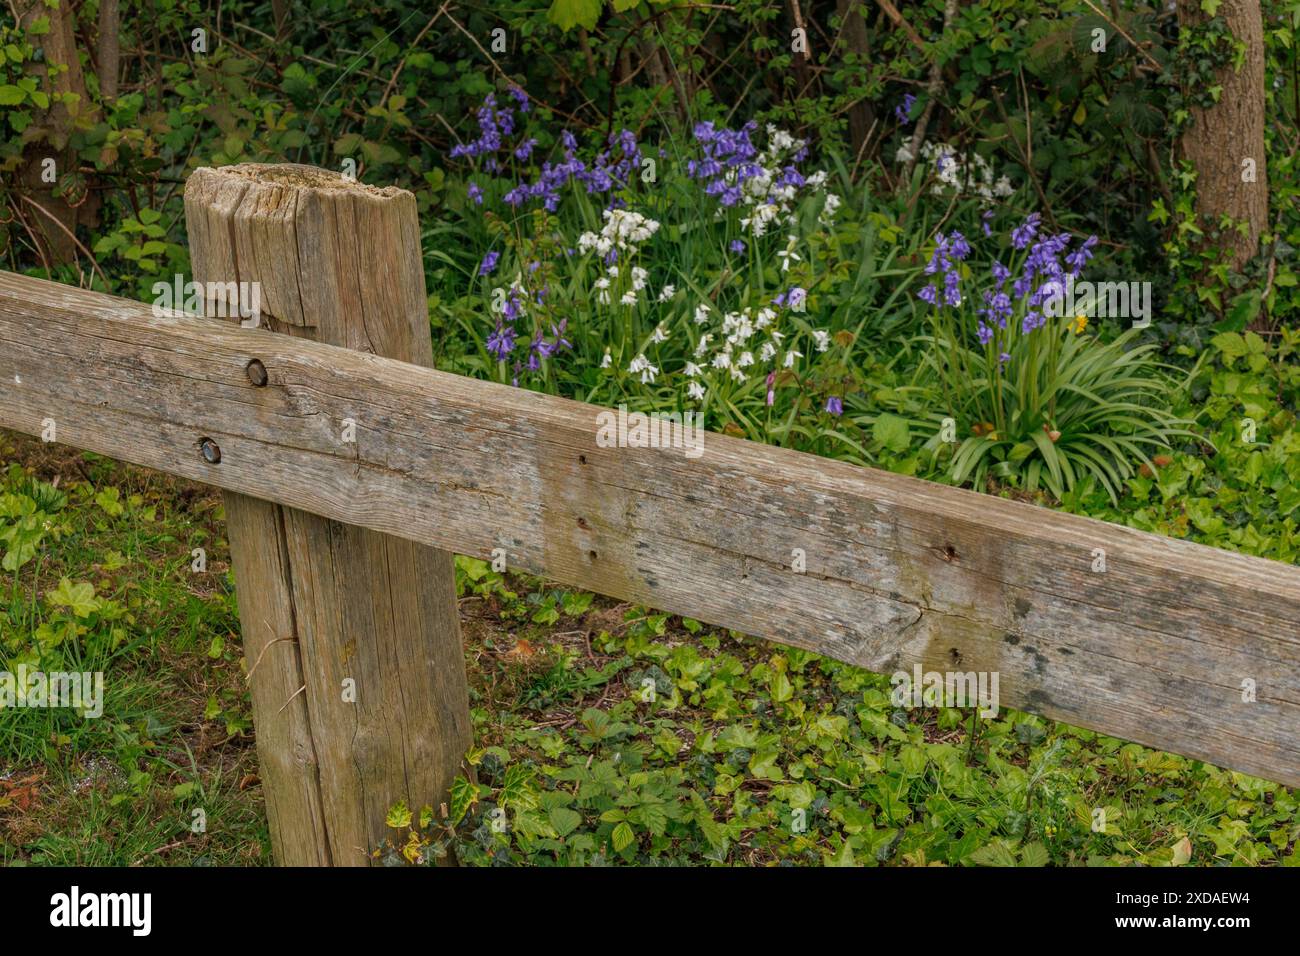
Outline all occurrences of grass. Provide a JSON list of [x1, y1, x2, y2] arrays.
[[0, 432, 264, 865]]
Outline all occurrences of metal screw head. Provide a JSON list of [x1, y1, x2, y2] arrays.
[[200, 438, 222, 464], [246, 359, 268, 387]]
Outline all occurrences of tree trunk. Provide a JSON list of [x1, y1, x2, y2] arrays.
[[837, 0, 876, 161], [16, 0, 101, 268], [1176, 0, 1268, 271], [98, 0, 121, 103]]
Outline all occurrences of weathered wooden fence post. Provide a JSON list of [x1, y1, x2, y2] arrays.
[[183, 164, 472, 865]]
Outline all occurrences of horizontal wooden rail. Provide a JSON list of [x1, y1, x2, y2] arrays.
[[2, 269, 1298, 786]]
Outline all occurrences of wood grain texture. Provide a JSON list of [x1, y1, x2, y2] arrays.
[[183, 164, 470, 866], [1, 268, 1298, 786]]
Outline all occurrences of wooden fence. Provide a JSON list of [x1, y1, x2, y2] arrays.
[[1, 164, 1298, 866]]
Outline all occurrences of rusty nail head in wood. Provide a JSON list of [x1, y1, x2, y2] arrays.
[[200, 437, 222, 464], [246, 359, 268, 387]]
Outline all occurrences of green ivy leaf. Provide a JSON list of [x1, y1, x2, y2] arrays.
[[769, 670, 793, 703], [386, 800, 412, 829], [748, 749, 783, 781], [561, 590, 594, 616], [449, 775, 479, 824], [824, 839, 856, 867]]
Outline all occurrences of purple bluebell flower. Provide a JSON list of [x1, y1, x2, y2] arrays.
[[947, 231, 971, 261], [549, 319, 572, 353], [502, 183, 528, 207], [479, 251, 500, 276], [895, 93, 917, 124], [529, 328, 550, 361], [687, 119, 786, 209], [467, 182, 483, 205], [775, 166, 805, 190], [1024, 232, 1070, 279], [978, 289, 1012, 329], [926, 231, 971, 276], [981, 209, 994, 237], [925, 240, 944, 275], [1066, 234, 1099, 276], [455, 94, 639, 213], [1029, 278, 1065, 312], [486, 323, 516, 361], [826, 396, 843, 417], [451, 93, 515, 162], [918, 284, 938, 306], [500, 287, 525, 321], [943, 270, 962, 306], [1011, 212, 1042, 250], [730, 239, 746, 255], [773, 286, 806, 309]]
